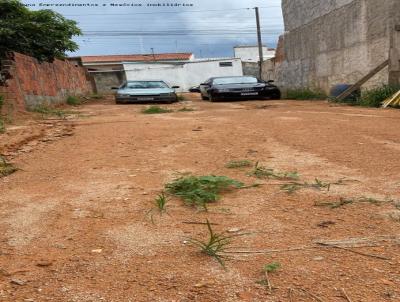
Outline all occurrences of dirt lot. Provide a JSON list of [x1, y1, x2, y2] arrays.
[[0, 94, 400, 302]]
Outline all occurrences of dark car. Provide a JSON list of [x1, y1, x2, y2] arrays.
[[199, 76, 281, 101]]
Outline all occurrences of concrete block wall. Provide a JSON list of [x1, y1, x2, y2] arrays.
[[0, 52, 93, 112], [276, 0, 400, 93]]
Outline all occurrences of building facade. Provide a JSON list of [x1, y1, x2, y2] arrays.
[[123, 59, 243, 92], [275, 0, 400, 93]]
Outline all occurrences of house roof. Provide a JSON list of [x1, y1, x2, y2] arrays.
[[77, 53, 193, 64]]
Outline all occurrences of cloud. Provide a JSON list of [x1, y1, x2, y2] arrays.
[[21, 0, 283, 57]]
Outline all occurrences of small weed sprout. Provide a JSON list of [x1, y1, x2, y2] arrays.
[[225, 160, 252, 169], [264, 262, 281, 273], [258, 262, 281, 292], [188, 220, 233, 268], [165, 175, 244, 210], [250, 162, 299, 180], [141, 106, 172, 114], [155, 192, 168, 212]]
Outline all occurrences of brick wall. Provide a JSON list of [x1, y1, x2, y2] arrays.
[[0, 52, 93, 114]]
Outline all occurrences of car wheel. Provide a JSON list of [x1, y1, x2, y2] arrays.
[[272, 91, 281, 100], [209, 94, 218, 102]]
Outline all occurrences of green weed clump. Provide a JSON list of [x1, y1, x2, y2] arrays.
[[165, 175, 244, 209], [225, 160, 252, 169], [189, 219, 234, 268], [141, 106, 172, 114], [357, 85, 400, 108], [286, 88, 327, 100], [250, 162, 299, 180], [32, 105, 75, 119], [66, 96, 81, 106], [0, 156, 17, 177]]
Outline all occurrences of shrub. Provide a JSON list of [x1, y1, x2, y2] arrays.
[[286, 88, 327, 100], [66, 96, 81, 106], [357, 85, 400, 108]]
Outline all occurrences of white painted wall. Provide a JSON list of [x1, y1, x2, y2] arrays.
[[123, 59, 243, 92], [234, 46, 276, 63]]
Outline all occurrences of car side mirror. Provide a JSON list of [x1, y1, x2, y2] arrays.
[[172, 86, 180, 89], [111, 87, 119, 90]]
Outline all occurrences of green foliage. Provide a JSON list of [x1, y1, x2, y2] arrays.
[[0, 0, 81, 61], [225, 160, 252, 169], [165, 175, 244, 209], [264, 262, 281, 273], [141, 106, 172, 114], [188, 219, 233, 268], [31, 104, 75, 119], [286, 88, 327, 100], [249, 162, 299, 180], [155, 192, 168, 213], [357, 85, 400, 108], [66, 96, 81, 106], [0, 156, 17, 177], [281, 178, 331, 194]]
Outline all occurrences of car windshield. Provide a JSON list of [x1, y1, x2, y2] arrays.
[[124, 81, 169, 89], [213, 77, 258, 85]]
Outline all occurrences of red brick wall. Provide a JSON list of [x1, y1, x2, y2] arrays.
[[0, 52, 93, 114]]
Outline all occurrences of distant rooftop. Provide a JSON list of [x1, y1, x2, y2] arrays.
[[72, 53, 194, 64]]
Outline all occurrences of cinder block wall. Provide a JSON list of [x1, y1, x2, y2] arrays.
[[276, 0, 400, 93], [0, 52, 93, 113]]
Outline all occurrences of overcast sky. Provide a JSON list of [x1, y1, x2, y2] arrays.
[[21, 0, 284, 58]]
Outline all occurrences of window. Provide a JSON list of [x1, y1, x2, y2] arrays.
[[219, 62, 233, 67]]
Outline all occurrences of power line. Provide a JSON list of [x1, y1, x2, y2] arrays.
[[64, 5, 281, 16]]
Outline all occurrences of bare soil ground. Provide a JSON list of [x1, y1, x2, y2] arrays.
[[0, 94, 400, 302]]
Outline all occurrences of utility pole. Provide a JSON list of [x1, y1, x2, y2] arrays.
[[255, 7, 264, 79]]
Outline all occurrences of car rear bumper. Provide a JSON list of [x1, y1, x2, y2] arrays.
[[115, 95, 177, 103], [213, 89, 280, 100]]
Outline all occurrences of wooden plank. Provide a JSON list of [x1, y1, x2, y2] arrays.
[[336, 60, 389, 101], [382, 90, 400, 108]]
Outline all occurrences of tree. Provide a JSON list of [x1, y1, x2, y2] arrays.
[[0, 0, 81, 62]]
